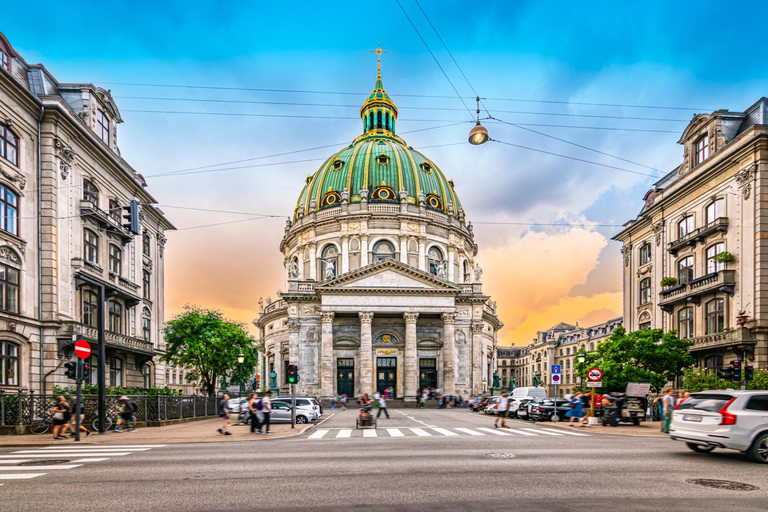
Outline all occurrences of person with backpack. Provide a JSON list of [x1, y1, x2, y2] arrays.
[[116, 396, 137, 433], [249, 392, 264, 433], [217, 394, 232, 435]]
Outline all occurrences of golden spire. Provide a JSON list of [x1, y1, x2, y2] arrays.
[[370, 43, 387, 79]]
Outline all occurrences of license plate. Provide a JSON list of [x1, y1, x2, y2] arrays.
[[683, 415, 702, 422]]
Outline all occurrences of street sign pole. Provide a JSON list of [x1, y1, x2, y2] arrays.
[[291, 382, 296, 429], [75, 358, 82, 442]]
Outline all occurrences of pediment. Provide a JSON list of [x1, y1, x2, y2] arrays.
[[317, 259, 460, 294]]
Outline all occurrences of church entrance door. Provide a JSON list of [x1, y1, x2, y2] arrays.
[[336, 358, 354, 397], [419, 358, 437, 390], [376, 357, 397, 397]]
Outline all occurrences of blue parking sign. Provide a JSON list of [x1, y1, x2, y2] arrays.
[[551, 364, 561, 375]]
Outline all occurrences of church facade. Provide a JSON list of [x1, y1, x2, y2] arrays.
[[255, 60, 502, 399]]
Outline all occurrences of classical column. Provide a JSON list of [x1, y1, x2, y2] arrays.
[[471, 322, 484, 394], [359, 312, 374, 396], [447, 248, 455, 282], [400, 237, 408, 264], [288, 320, 300, 391], [418, 237, 426, 271], [441, 312, 456, 395], [341, 236, 349, 274], [361, 236, 369, 266], [321, 311, 335, 397], [308, 243, 317, 280], [404, 312, 419, 399]]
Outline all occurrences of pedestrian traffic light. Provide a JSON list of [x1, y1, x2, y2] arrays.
[[745, 365, 754, 382], [287, 364, 299, 384], [717, 366, 733, 381], [82, 363, 90, 380], [122, 199, 140, 235], [64, 361, 77, 380]]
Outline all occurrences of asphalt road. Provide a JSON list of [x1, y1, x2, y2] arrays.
[[1, 408, 766, 512]]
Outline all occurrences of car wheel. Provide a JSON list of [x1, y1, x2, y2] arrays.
[[296, 416, 307, 424], [686, 442, 715, 453], [633, 419, 640, 426], [748, 433, 768, 464]]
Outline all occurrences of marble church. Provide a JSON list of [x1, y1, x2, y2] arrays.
[[254, 56, 503, 399]]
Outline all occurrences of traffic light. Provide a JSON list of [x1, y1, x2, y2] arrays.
[[287, 364, 299, 384], [717, 366, 733, 381], [745, 366, 754, 382], [122, 199, 140, 235], [731, 359, 742, 381], [64, 361, 77, 380], [82, 363, 90, 380]]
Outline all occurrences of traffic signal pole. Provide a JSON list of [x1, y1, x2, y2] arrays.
[[291, 382, 296, 429], [75, 358, 83, 442], [97, 284, 107, 434]]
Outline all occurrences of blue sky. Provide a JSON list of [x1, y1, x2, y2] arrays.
[[4, 0, 766, 342]]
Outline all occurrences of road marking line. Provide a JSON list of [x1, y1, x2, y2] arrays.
[[13, 450, 139, 454], [478, 427, 514, 436], [543, 428, 590, 436], [396, 410, 435, 428], [308, 429, 329, 439], [29, 448, 151, 452], [336, 429, 352, 438], [454, 428, 485, 436], [0, 460, 31, 464], [40, 445, 165, 449], [363, 429, 378, 438], [387, 428, 405, 437], [0, 465, 82, 471], [431, 428, 458, 436], [521, 428, 561, 436], [0, 473, 47, 480], [0, 453, 130, 458], [505, 428, 537, 436], [71, 458, 111, 463], [409, 428, 432, 437]]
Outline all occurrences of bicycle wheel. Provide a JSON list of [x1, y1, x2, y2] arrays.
[[30, 419, 50, 435], [91, 416, 113, 431]]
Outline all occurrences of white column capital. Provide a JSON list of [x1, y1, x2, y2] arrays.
[[403, 312, 419, 324], [359, 312, 374, 324]]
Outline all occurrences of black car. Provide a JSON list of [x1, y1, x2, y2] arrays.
[[528, 398, 572, 422], [516, 398, 535, 420]]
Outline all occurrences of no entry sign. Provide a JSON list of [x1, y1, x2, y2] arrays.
[[587, 368, 603, 382], [74, 339, 91, 359], [551, 374, 561, 384]]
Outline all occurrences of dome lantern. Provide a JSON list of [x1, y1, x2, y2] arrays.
[[360, 44, 398, 136]]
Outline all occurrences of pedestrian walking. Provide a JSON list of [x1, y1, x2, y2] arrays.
[[69, 401, 89, 438], [218, 394, 232, 435], [341, 394, 347, 411], [494, 392, 509, 428], [566, 393, 585, 426], [261, 390, 273, 435], [376, 394, 390, 419], [51, 395, 71, 440], [661, 388, 675, 434], [115, 396, 137, 433], [420, 389, 428, 408], [331, 395, 338, 411], [248, 393, 262, 433]]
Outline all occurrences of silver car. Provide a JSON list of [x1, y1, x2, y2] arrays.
[[273, 397, 322, 417], [269, 401, 319, 424], [670, 390, 768, 463]]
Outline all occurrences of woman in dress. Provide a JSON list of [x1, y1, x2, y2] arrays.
[[566, 393, 584, 426]]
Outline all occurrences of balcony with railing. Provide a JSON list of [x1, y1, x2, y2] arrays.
[[668, 217, 728, 255], [689, 327, 755, 352], [79, 200, 134, 245], [61, 322, 155, 355], [659, 269, 735, 311]]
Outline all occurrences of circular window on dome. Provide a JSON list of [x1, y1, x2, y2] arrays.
[[426, 194, 442, 209], [372, 184, 396, 201], [321, 190, 342, 207]]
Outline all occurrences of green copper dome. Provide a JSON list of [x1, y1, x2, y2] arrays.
[[294, 69, 462, 219]]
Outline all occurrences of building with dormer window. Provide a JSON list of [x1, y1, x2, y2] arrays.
[[614, 97, 768, 369]]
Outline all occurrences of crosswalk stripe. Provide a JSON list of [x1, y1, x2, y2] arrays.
[[363, 429, 377, 438], [336, 429, 352, 438], [505, 428, 537, 436], [71, 458, 110, 463], [521, 428, 560, 436], [0, 453, 130, 458], [409, 428, 432, 437], [16, 448, 150, 453], [542, 428, 590, 436], [0, 460, 31, 464], [308, 429, 329, 439], [477, 427, 514, 436], [40, 445, 166, 449], [454, 428, 485, 436], [387, 428, 404, 437], [0, 465, 82, 471], [431, 428, 458, 436], [0, 473, 46, 480]]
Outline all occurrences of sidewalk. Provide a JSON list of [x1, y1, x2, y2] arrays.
[[536, 418, 669, 437], [0, 418, 313, 447]]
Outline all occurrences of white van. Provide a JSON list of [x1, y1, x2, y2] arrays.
[[511, 387, 547, 400]]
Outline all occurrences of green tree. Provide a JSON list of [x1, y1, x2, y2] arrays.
[[583, 327, 694, 393], [161, 305, 260, 396]]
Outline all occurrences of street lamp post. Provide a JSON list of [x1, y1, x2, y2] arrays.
[[468, 96, 490, 145], [577, 351, 586, 393], [237, 353, 245, 399]]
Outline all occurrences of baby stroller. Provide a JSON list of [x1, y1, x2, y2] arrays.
[[356, 406, 377, 429]]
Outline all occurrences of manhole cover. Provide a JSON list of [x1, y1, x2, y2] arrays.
[[18, 460, 70, 466], [484, 452, 515, 459], [686, 479, 759, 491]]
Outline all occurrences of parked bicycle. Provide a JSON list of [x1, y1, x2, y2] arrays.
[[90, 405, 119, 431], [30, 411, 53, 435]]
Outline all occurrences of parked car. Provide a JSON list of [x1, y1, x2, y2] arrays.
[[273, 397, 322, 417], [528, 398, 572, 422], [516, 398, 535, 420], [670, 390, 768, 463], [509, 397, 533, 418], [483, 404, 497, 415], [269, 401, 319, 424], [226, 397, 249, 414]]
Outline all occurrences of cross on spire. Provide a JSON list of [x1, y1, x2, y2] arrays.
[[370, 43, 387, 78]]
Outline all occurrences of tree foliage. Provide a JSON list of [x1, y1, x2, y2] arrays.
[[583, 327, 694, 393], [683, 367, 768, 392], [161, 305, 260, 396]]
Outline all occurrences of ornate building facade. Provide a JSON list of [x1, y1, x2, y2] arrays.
[[614, 98, 768, 369], [255, 61, 502, 399], [0, 32, 176, 393]]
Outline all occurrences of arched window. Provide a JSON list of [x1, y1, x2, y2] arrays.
[[706, 243, 725, 274], [639, 244, 652, 265], [0, 185, 18, 235], [706, 299, 725, 334], [142, 308, 151, 343], [82, 289, 98, 327], [706, 199, 725, 225], [639, 277, 652, 304], [678, 307, 694, 339], [677, 216, 694, 239], [678, 256, 694, 284], [0, 261, 19, 314], [0, 340, 19, 386], [427, 247, 444, 276], [108, 198, 120, 222], [109, 357, 123, 387], [108, 300, 123, 334], [373, 240, 395, 262], [0, 125, 18, 166], [320, 244, 339, 280], [84, 229, 99, 264], [83, 179, 99, 204], [463, 260, 470, 283], [109, 245, 122, 275]]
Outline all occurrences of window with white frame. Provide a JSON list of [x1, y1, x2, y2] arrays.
[[706, 199, 724, 225], [109, 245, 122, 275], [639, 243, 652, 265], [694, 134, 709, 165], [639, 277, 652, 304], [678, 256, 694, 284], [677, 216, 694, 240], [706, 243, 726, 274], [96, 110, 110, 144], [84, 229, 99, 264], [678, 307, 694, 339]]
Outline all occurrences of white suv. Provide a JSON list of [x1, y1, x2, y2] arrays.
[[670, 390, 768, 463]]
